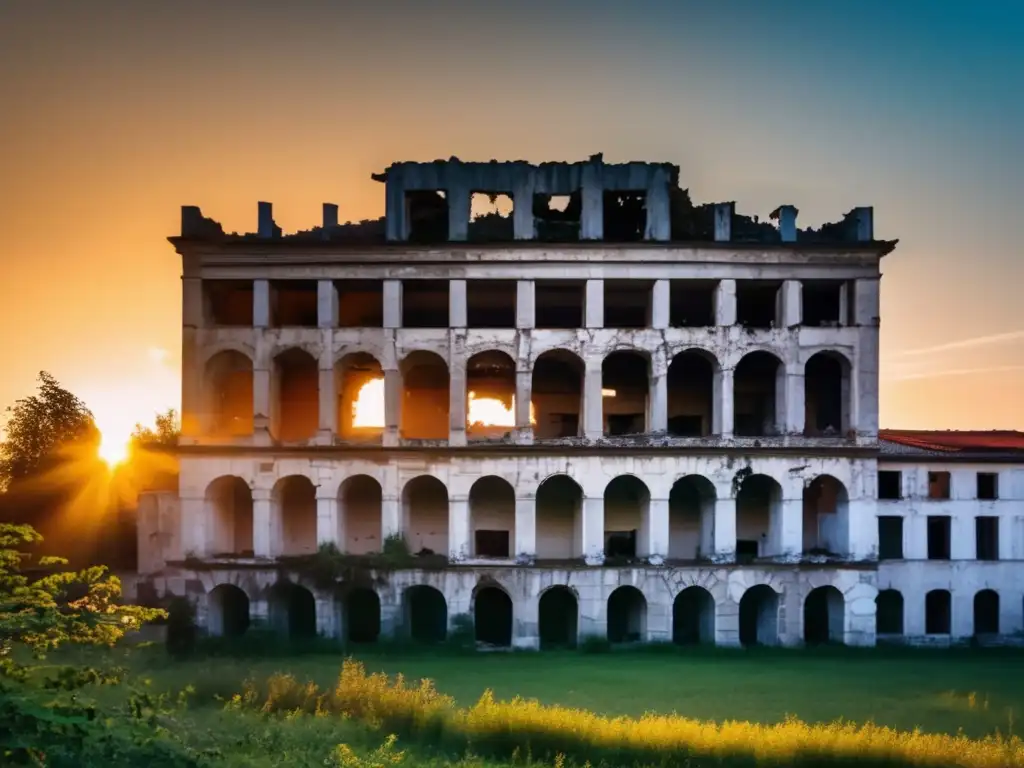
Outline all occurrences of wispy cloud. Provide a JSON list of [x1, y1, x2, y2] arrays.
[[888, 330, 1024, 359], [885, 365, 1024, 381]]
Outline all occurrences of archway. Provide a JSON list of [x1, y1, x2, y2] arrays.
[[667, 350, 716, 436], [668, 475, 716, 560], [474, 586, 513, 647], [205, 476, 254, 556], [925, 589, 951, 635], [538, 586, 578, 649], [466, 351, 517, 440], [803, 475, 849, 556], [804, 585, 844, 645], [272, 476, 318, 556], [735, 474, 783, 560], [468, 476, 516, 559], [531, 350, 584, 439], [673, 587, 715, 645], [607, 586, 647, 644], [338, 475, 383, 554], [804, 351, 851, 436], [401, 476, 449, 556], [272, 347, 319, 442], [405, 585, 448, 643], [734, 351, 783, 436], [974, 590, 999, 635], [346, 588, 381, 643], [400, 351, 450, 439], [535, 475, 582, 559], [268, 582, 316, 640], [207, 584, 250, 637], [204, 350, 254, 436], [602, 351, 649, 436], [336, 352, 385, 438], [875, 589, 904, 636], [739, 584, 778, 646], [603, 475, 650, 559]]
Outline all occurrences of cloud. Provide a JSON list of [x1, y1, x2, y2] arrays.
[[887, 330, 1024, 359], [885, 364, 1024, 381]]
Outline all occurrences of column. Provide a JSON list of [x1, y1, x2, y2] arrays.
[[771, 498, 803, 559], [383, 280, 402, 329], [581, 496, 604, 564], [650, 279, 670, 329], [580, 162, 603, 240], [712, 498, 736, 560], [714, 279, 736, 326], [449, 279, 467, 328], [448, 497, 470, 561], [316, 488, 339, 548], [714, 202, 734, 242], [253, 363, 272, 442], [381, 494, 402, 540], [649, 363, 668, 433], [516, 280, 535, 329], [181, 278, 203, 438], [317, 280, 338, 328], [778, 280, 801, 328], [583, 366, 604, 440], [179, 496, 206, 558], [383, 368, 401, 446], [784, 364, 805, 435], [514, 370, 533, 444], [252, 489, 273, 558], [584, 280, 604, 328], [644, 169, 671, 241], [514, 497, 536, 561], [643, 498, 669, 563], [253, 279, 271, 328], [449, 351, 467, 446], [715, 368, 734, 437], [384, 172, 407, 242], [317, 349, 336, 443], [447, 181, 471, 242], [512, 173, 536, 240]]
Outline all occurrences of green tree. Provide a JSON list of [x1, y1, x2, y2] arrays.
[[129, 408, 180, 449]]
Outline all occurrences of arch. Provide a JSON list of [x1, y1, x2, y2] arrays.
[[401, 475, 449, 556], [272, 475, 317, 556], [272, 347, 319, 442], [739, 584, 779, 646], [535, 474, 583, 559], [669, 475, 716, 560], [531, 349, 584, 439], [538, 586, 578, 649], [875, 589, 904, 636], [207, 584, 250, 638], [804, 585, 844, 645], [404, 585, 448, 643], [205, 476, 254, 556], [607, 585, 647, 644], [346, 588, 381, 643], [974, 589, 999, 635], [802, 475, 850, 556], [336, 352, 385, 437], [469, 476, 516, 559], [736, 474, 784, 560], [602, 350, 650, 436], [466, 350, 518, 439], [338, 475, 383, 554], [734, 351, 784, 437], [268, 582, 316, 639], [204, 350, 254, 436], [604, 475, 650, 559], [474, 586, 513, 647], [925, 589, 951, 635], [673, 586, 715, 645], [804, 350, 851, 436], [400, 350, 449, 440], [667, 349, 718, 436]]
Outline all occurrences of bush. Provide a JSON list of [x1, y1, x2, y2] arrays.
[[578, 635, 611, 654], [165, 597, 197, 660]]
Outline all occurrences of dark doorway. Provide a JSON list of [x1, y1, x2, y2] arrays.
[[474, 587, 513, 647], [538, 587, 578, 649]]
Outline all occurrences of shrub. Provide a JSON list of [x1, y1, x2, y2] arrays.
[[165, 597, 197, 660], [577, 635, 611, 654]]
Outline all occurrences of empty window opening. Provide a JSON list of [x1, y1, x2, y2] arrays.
[[336, 353, 385, 440], [531, 350, 583, 439], [538, 586, 578, 649], [466, 351, 518, 440], [736, 280, 782, 328], [339, 475, 383, 555], [802, 475, 849, 556], [534, 475, 582, 560], [402, 476, 449, 556], [928, 471, 951, 500], [974, 590, 999, 635], [878, 471, 902, 500], [925, 589, 951, 635], [474, 586, 513, 647], [604, 279, 652, 329], [204, 351, 254, 437], [804, 585, 844, 645], [739, 584, 778, 646], [734, 351, 783, 436], [976, 516, 999, 561], [404, 585, 447, 644], [273, 476, 317, 556], [467, 280, 516, 328], [469, 193, 513, 241], [669, 280, 716, 327], [802, 281, 844, 327], [603, 191, 647, 242], [405, 190, 448, 243], [735, 539, 760, 561], [604, 475, 649, 559], [534, 193, 580, 241], [878, 516, 904, 560], [602, 351, 649, 436], [268, 582, 316, 640], [667, 351, 716, 437], [206, 476, 254, 556], [336, 280, 384, 328], [469, 476, 515, 559], [536, 280, 584, 328], [208, 584, 250, 638], [346, 588, 381, 643], [804, 352, 850, 436], [927, 516, 951, 560], [736, 474, 782, 558], [607, 586, 647, 643], [272, 348, 319, 442], [875, 590, 904, 636], [977, 472, 999, 500], [672, 586, 715, 645], [270, 280, 319, 327], [203, 280, 253, 326], [668, 475, 716, 560], [400, 352, 449, 440], [401, 280, 449, 328]]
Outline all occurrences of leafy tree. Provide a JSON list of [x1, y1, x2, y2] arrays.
[[130, 408, 180, 449]]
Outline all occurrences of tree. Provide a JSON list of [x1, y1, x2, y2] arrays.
[[129, 408, 180, 449]]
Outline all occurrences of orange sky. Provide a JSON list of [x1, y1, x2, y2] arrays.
[[2, 2, 1023, 447]]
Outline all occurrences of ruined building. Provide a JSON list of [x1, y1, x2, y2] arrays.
[[136, 155, 1024, 647]]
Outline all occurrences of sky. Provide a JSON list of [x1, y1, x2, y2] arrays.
[[1, 0, 1023, 445]]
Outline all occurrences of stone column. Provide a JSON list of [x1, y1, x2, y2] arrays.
[[512, 173, 536, 240], [649, 349, 668, 432], [770, 498, 803, 559], [581, 496, 604, 565], [583, 366, 604, 440], [179, 496, 205, 557], [778, 280, 801, 328], [715, 368, 734, 437], [449, 279, 467, 328], [316, 487, 339, 548], [317, 280, 338, 328], [448, 496, 470, 561], [650, 279, 670, 329], [384, 368, 401, 446], [644, 168, 671, 241], [644, 497, 670, 563], [447, 180, 471, 242], [384, 172, 407, 242], [381, 494, 402, 541], [584, 280, 604, 328], [580, 162, 603, 240], [253, 280, 271, 328], [317, 347, 336, 444], [383, 280, 403, 329], [712, 498, 737, 561], [252, 488, 273, 559], [181, 278, 203, 439], [514, 370, 533, 444], [253, 361, 272, 444], [449, 347, 467, 446], [516, 280, 535, 329], [715, 279, 737, 326], [514, 497, 536, 560], [784, 364, 805, 435]]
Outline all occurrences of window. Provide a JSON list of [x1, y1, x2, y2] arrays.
[[976, 517, 999, 561], [605, 530, 637, 558], [736, 539, 759, 562], [927, 516, 951, 560], [878, 471, 902, 500], [927, 471, 950, 500], [878, 517, 904, 560], [475, 530, 510, 558], [925, 590, 951, 635], [977, 472, 999, 500]]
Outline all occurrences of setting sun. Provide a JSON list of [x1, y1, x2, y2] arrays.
[[97, 430, 130, 466]]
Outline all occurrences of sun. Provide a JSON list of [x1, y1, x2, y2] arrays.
[[97, 430, 130, 466]]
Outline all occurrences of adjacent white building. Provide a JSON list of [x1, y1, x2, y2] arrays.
[[134, 155, 1024, 648]]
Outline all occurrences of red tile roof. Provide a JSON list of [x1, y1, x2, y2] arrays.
[[880, 430, 1024, 453]]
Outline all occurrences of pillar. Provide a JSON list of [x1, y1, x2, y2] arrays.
[[515, 370, 533, 444], [253, 364, 272, 441], [712, 498, 736, 561], [584, 279, 604, 328], [643, 497, 670, 563], [512, 173, 536, 240], [384, 173, 407, 242], [714, 203, 734, 242], [583, 366, 604, 440], [384, 368, 401, 446], [580, 162, 603, 240], [181, 277, 203, 438], [253, 279, 271, 328], [316, 489, 339, 548], [514, 497, 536, 560], [581, 497, 604, 564], [317, 280, 338, 328], [381, 494, 402, 540], [318, 349, 336, 443], [644, 169, 671, 241], [449, 353, 467, 446], [784, 365, 805, 435], [449, 279, 467, 328], [649, 361, 668, 432], [778, 280, 801, 328], [769, 498, 803, 559], [714, 279, 736, 326], [179, 496, 205, 557], [774, 205, 798, 242], [383, 280, 402, 329], [448, 496, 470, 561], [447, 181, 471, 242], [516, 280, 535, 329], [715, 368, 734, 437], [252, 489, 273, 558], [650, 279, 670, 329]]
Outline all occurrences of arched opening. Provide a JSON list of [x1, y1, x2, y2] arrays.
[[531, 350, 584, 439], [400, 351, 449, 440], [466, 351, 518, 440], [401, 476, 449, 556], [268, 582, 317, 640], [272, 476, 317, 556], [735, 474, 784, 560], [607, 585, 647, 644], [207, 584, 250, 637], [535, 475, 582, 559], [602, 351, 649, 436], [803, 475, 849, 556], [204, 350, 253, 436], [668, 475, 716, 560], [346, 588, 381, 643], [404, 585, 448, 643], [739, 584, 779, 646], [474, 586, 513, 647], [925, 589, 951, 635], [804, 351, 850, 436], [667, 350, 716, 436], [734, 351, 783, 437], [673, 587, 715, 645], [538, 586, 578, 649], [205, 476, 253, 556], [469, 476, 516, 559], [974, 590, 999, 635], [875, 589, 904, 636], [604, 475, 649, 559], [338, 475, 383, 554], [336, 352, 385, 439], [272, 347, 319, 442], [804, 585, 844, 645]]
